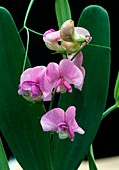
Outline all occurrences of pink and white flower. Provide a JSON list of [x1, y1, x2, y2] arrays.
[[40, 106, 85, 141], [18, 66, 52, 102], [46, 59, 85, 93]]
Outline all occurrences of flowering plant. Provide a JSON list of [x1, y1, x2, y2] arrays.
[[0, 0, 118, 170]]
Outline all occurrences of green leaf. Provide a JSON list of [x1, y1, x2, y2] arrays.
[[55, 0, 72, 29], [0, 7, 51, 170], [53, 5, 111, 170], [0, 138, 10, 170]]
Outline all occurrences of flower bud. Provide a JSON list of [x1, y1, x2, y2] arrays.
[[61, 41, 81, 54], [60, 20, 74, 42]]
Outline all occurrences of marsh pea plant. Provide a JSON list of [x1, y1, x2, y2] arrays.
[[0, 0, 118, 170]]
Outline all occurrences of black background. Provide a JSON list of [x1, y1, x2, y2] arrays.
[[0, 0, 118, 160]]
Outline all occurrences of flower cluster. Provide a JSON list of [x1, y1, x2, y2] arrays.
[[43, 19, 92, 55], [18, 20, 92, 141]]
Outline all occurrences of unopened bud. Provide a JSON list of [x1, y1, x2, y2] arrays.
[[60, 20, 74, 42]]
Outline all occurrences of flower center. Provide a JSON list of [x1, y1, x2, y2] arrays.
[[18, 81, 41, 101], [56, 78, 72, 93], [57, 122, 74, 141]]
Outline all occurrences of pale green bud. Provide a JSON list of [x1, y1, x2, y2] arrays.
[[60, 20, 74, 42]]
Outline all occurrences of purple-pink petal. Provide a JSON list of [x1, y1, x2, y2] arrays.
[[40, 108, 65, 131], [43, 29, 55, 42], [68, 126, 75, 141], [59, 59, 84, 89], [20, 66, 46, 83], [40, 72, 53, 101], [43, 29, 61, 43], [65, 106, 85, 135], [46, 62, 60, 85], [74, 27, 90, 37], [72, 52, 85, 77], [65, 106, 76, 125]]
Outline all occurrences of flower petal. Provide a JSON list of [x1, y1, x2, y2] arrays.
[[72, 52, 85, 77], [20, 66, 46, 83], [65, 106, 76, 125], [43, 29, 61, 43], [46, 62, 60, 85], [74, 27, 90, 37], [40, 72, 53, 101], [59, 59, 84, 90], [74, 126, 85, 134], [40, 108, 65, 131], [65, 106, 85, 135], [43, 29, 55, 42]]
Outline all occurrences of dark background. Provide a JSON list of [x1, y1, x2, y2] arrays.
[[0, 0, 118, 160]]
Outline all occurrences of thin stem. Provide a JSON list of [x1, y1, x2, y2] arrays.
[[19, 27, 24, 34], [49, 89, 56, 111], [88, 104, 118, 169], [41, 102, 47, 113], [28, 28, 43, 36], [71, 43, 111, 61], [71, 50, 80, 61], [22, 27, 30, 72], [87, 43, 111, 50], [89, 144, 95, 159], [48, 90, 56, 170], [87, 144, 98, 170], [101, 103, 118, 120], [23, 0, 35, 27], [48, 133, 54, 170]]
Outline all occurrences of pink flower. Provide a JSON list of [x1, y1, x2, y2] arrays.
[[18, 66, 52, 102], [40, 106, 85, 141], [46, 59, 85, 93]]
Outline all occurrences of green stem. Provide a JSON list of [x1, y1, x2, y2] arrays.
[[101, 103, 117, 120], [28, 28, 43, 36], [87, 43, 111, 50], [49, 89, 56, 111], [48, 89, 56, 170], [48, 133, 54, 170], [22, 27, 30, 72], [20, 1, 34, 72], [41, 102, 47, 113], [89, 144, 95, 159], [71, 42, 111, 61], [88, 144, 98, 170], [23, 0, 35, 27], [88, 104, 118, 169], [19, 27, 24, 33]]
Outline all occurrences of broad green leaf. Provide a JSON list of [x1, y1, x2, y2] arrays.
[[55, 0, 72, 28], [0, 7, 51, 170], [53, 5, 110, 170], [0, 139, 10, 170]]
